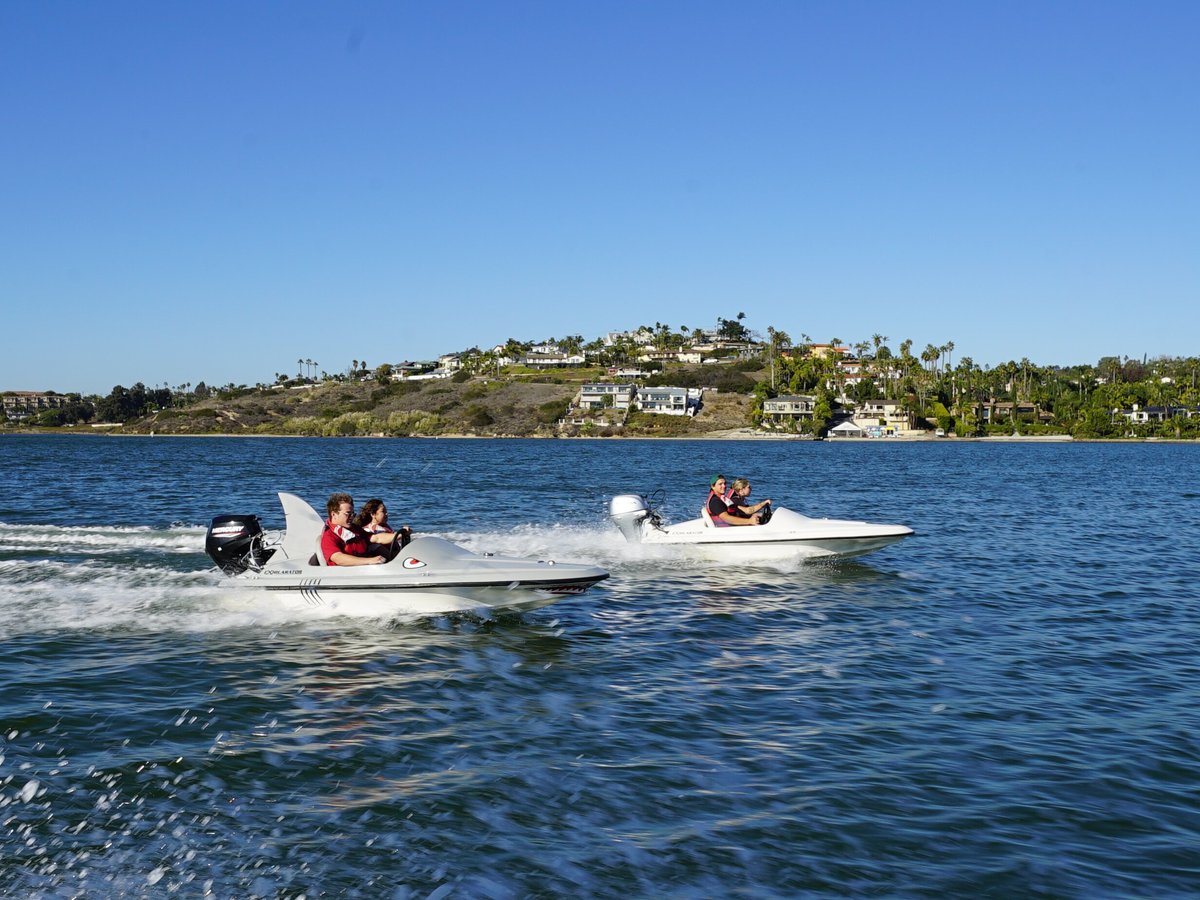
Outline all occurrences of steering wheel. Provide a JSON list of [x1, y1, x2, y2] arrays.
[[378, 529, 410, 562], [757, 504, 773, 525]]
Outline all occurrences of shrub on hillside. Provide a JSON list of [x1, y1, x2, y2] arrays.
[[384, 411, 446, 435], [465, 404, 494, 427], [537, 400, 567, 424]]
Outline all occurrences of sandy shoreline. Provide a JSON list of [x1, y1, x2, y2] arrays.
[[8, 427, 1196, 443]]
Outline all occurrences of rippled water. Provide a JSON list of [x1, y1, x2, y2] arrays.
[[1, 435, 1198, 896]]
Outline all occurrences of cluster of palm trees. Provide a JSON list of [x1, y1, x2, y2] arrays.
[[291, 358, 376, 381]]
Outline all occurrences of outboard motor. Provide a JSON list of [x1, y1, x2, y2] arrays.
[[205, 514, 274, 575], [609, 494, 653, 543]]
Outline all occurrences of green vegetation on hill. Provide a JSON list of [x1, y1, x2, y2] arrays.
[[89, 372, 749, 437]]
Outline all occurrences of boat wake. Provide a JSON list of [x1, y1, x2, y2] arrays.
[[0, 520, 204, 555]]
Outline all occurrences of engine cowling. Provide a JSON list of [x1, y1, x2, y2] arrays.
[[608, 494, 651, 543], [205, 514, 273, 575]]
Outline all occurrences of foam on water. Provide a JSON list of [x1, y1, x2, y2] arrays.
[[0, 521, 205, 555]]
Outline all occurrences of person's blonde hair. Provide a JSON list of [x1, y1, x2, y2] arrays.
[[730, 478, 750, 494]]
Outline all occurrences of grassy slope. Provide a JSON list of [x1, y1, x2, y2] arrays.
[[124, 367, 758, 437]]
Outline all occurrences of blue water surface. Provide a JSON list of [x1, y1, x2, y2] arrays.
[[1, 435, 1197, 897]]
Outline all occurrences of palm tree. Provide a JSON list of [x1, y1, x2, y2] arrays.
[[655, 324, 671, 351], [923, 344, 939, 375], [297, 358, 304, 379], [875, 346, 894, 399], [869, 334, 889, 396], [766, 326, 777, 389]]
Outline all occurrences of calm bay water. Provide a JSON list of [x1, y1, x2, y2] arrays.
[[1, 435, 1198, 897]]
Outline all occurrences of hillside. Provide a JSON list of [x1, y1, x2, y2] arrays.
[[121, 369, 758, 437]]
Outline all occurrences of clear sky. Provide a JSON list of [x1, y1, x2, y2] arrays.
[[3, 1, 1197, 395]]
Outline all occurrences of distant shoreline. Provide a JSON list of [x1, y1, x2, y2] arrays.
[[4, 428, 1197, 444]]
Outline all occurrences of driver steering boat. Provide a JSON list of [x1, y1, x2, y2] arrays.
[[609, 492, 914, 561], [205, 493, 608, 615]]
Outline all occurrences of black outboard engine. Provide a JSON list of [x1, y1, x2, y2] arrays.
[[205, 514, 274, 575]]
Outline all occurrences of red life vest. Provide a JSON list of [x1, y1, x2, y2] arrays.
[[706, 489, 732, 527], [322, 521, 371, 564]]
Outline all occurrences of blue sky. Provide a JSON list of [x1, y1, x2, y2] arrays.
[[3, 1, 1197, 395]]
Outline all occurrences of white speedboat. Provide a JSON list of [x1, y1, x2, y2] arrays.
[[609, 493, 913, 561], [205, 493, 608, 615]]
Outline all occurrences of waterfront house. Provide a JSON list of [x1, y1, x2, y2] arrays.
[[579, 383, 636, 411], [978, 401, 1044, 424], [1116, 404, 1195, 425], [637, 386, 701, 416], [762, 395, 817, 424], [852, 400, 915, 433]]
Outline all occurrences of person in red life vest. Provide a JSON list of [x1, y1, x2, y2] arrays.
[[706, 475, 764, 526], [354, 498, 413, 557], [320, 493, 400, 565]]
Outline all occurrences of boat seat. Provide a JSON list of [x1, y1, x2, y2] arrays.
[[310, 536, 328, 566]]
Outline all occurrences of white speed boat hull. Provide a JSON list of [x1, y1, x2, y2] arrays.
[[609, 494, 913, 561], [207, 493, 608, 616]]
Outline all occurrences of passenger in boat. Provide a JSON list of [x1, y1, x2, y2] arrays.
[[707, 475, 763, 526], [321, 493, 397, 566], [728, 478, 772, 523], [354, 498, 413, 553]]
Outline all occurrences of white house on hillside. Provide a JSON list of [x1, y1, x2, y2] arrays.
[[762, 395, 817, 423], [638, 350, 703, 365], [579, 383, 636, 410], [637, 386, 702, 416], [520, 352, 585, 368]]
